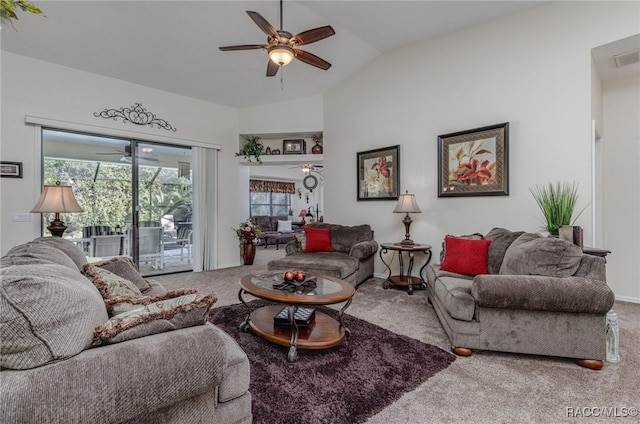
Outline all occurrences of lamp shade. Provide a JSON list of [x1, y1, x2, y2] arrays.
[[268, 45, 295, 66], [392, 191, 421, 214], [31, 182, 83, 213], [298, 210, 307, 218]]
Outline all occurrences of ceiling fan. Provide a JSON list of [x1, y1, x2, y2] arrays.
[[219, 0, 335, 77], [95, 145, 159, 162], [290, 163, 323, 174]]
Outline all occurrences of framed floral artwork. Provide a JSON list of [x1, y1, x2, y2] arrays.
[[357, 145, 400, 201], [437, 123, 509, 197]]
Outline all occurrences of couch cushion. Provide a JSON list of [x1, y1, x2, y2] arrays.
[[0, 263, 108, 370], [87, 256, 151, 292], [93, 292, 218, 346], [440, 236, 491, 276], [308, 223, 372, 252], [428, 265, 476, 321], [30, 237, 88, 270], [268, 252, 358, 280], [4, 240, 79, 272], [304, 227, 333, 253], [484, 228, 525, 274], [499, 233, 583, 277]]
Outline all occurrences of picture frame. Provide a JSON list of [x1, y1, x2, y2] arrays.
[[1, 161, 23, 178], [437, 122, 509, 197], [357, 145, 400, 201], [283, 139, 306, 155]]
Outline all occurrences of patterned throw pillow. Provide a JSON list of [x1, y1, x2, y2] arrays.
[[92, 292, 218, 346], [89, 256, 151, 292], [83, 265, 142, 299], [294, 232, 307, 251], [106, 288, 199, 316]]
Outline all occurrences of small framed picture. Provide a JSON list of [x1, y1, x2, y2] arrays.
[[1, 161, 23, 178], [357, 145, 400, 201], [283, 139, 306, 155], [437, 122, 509, 197]]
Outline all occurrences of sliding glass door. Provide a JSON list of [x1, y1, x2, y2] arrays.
[[42, 129, 192, 275]]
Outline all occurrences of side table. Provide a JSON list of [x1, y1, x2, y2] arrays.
[[379, 243, 432, 295]]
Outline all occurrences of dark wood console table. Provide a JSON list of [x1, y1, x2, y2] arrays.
[[379, 243, 432, 295]]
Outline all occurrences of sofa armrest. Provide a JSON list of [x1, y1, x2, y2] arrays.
[[1, 323, 228, 424], [349, 240, 379, 260], [472, 274, 614, 314]]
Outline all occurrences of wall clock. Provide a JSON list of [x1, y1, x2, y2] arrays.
[[303, 175, 318, 192]]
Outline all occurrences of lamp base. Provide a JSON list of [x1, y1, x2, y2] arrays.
[[47, 218, 67, 237], [396, 238, 416, 246]]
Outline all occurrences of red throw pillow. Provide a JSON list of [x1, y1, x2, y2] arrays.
[[440, 236, 491, 276], [303, 227, 333, 253]]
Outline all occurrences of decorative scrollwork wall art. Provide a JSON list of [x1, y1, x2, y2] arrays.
[[93, 103, 177, 132]]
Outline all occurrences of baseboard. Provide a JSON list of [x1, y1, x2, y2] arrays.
[[615, 295, 640, 304]]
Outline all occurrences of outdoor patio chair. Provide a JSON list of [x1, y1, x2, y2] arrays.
[[138, 226, 164, 270], [164, 227, 193, 263], [82, 225, 112, 255], [90, 234, 124, 258]]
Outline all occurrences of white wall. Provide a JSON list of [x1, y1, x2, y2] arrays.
[[0, 52, 242, 268], [323, 1, 639, 299], [602, 75, 640, 302], [238, 95, 323, 134]]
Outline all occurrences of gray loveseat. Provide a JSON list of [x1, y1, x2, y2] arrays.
[[426, 228, 615, 369], [1, 237, 252, 423], [267, 223, 378, 286]]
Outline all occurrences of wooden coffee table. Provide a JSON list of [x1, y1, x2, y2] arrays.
[[238, 272, 355, 362]]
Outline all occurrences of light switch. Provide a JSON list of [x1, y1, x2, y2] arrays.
[[12, 213, 34, 222]]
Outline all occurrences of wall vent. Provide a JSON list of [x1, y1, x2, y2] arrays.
[[613, 49, 640, 68]]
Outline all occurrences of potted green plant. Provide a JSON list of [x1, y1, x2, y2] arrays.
[[235, 135, 264, 164], [1, 0, 43, 28], [529, 181, 586, 236]]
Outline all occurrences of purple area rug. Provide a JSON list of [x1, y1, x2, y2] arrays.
[[209, 300, 455, 424]]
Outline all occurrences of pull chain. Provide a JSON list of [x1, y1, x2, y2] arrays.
[[280, 66, 285, 91]]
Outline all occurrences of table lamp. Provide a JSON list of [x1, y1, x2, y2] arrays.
[[298, 209, 307, 225], [30, 181, 83, 237], [392, 190, 422, 245]]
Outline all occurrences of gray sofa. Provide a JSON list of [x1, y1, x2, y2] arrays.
[[252, 215, 301, 249], [267, 223, 378, 286], [426, 228, 615, 369], [0, 237, 252, 423]]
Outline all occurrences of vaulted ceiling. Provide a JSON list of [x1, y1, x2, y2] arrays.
[[1, 1, 547, 108]]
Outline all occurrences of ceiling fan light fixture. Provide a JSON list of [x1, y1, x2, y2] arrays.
[[268, 45, 295, 66]]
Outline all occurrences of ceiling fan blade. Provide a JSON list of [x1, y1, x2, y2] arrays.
[[266, 60, 280, 77], [292, 26, 335, 46], [246, 11, 278, 39], [219, 44, 267, 51], [296, 50, 332, 70]]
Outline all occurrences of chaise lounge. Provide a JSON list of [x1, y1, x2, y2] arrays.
[[267, 223, 378, 287]]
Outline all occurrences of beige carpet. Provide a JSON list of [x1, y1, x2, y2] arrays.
[[154, 248, 640, 424]]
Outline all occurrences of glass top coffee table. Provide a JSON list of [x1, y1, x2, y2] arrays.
[[238, 272, 355, 362]]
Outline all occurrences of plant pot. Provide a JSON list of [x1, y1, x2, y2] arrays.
[[242, 243, 256, 265]]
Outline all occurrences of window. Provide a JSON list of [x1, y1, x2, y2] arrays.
[[250, 192, 291, 216]]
